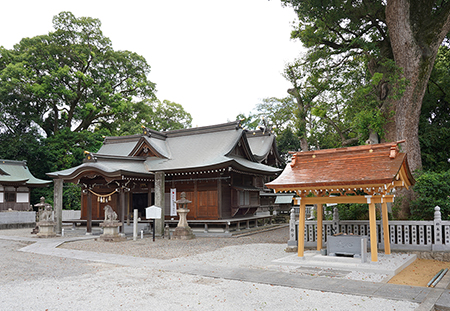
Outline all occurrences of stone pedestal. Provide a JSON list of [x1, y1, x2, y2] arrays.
[[172, 208, 195, 240], [172, 225, 195, 240], [37, 221, 56, 238], [99, 222, 126, 242]]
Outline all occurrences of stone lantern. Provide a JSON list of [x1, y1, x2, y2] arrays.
[[172, 192, 195, 240]]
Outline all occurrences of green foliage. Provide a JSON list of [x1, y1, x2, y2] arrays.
[[276, 128, 301, 162], [30, 184, 81, 210], [255, 97, 298, 135], [0, 11, 156, 136], [420, 45, 450, 172], [349, 59, 407, 143], [107, 99, 192, 135], [336, 204, 371, 221], [410, 170, 450, 220], [37, 128, 104, 175], [279, 0, 410, 147]]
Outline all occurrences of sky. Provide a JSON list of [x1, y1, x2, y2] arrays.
[[1, 0, 304, 127]]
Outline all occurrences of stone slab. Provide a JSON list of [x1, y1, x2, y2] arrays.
[[435, 291, 450, 311], [272, 250, 416, 276]]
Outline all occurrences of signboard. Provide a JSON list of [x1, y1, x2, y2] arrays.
[[145, 205, 162, 219], [170, 188, 177, 216]]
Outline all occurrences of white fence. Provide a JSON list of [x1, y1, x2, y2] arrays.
[[61, 210, 81, 220], [288, 206, 450, 252], [0, 211, 36, 224], [0, 210, 80, 226]]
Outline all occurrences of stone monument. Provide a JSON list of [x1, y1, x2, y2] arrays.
[[172, 192, 195, 240], [35, 197, 56, 238], [99, 205, 125, 241]]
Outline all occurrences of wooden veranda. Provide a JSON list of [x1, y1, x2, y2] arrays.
[[266, 141, 415, 262]]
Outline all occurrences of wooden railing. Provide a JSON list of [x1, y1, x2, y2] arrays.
[[287, 206, 450, 251]]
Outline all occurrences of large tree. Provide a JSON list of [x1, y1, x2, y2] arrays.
[[282, 0, 450, 173], [107, 99, 193, 136], [0, 12, 193, 209], [0, 11, 156, 137]]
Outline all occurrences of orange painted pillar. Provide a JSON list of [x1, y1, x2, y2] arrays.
[[298, 199, 306, 257], [381, 201, 391, 255], [368, 200, 378, 262], [316, 204, 323, 251]]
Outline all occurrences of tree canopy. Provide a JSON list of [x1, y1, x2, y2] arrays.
[[281, 0, 450, 173], [0, 12, 193, 208], [0, 11, 157, 137]]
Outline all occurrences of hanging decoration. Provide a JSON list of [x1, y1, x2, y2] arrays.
[[88, 189, 118, 203]]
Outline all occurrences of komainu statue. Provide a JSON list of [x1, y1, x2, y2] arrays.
[[104, 205, 118, 222]]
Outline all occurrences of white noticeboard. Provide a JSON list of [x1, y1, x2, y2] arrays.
[[145, 205, 162, 219], [170, 188, 177, 216]]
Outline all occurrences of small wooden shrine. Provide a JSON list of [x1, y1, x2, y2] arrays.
[[266, 141, 415, 262]]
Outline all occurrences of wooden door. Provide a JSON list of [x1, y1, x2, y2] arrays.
[[196, 190, 218, 219]]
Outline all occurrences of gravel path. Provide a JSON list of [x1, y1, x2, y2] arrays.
[[59, 226, 290, 259], [0, 227, 420, 310]]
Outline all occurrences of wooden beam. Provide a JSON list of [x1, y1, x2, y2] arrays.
[[293, 195, 394, 205], [273, 183, 391, 194], [381, 202, 391, 255], [316, 204, 323, 251], [298, 199, 306, 257], [368, 200, 378, 262]]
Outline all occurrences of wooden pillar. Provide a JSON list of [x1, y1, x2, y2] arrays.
[[120, 187, 125, 233], [298, 198, 306, 257], [316, 204, 323, 251], [217, 178, 222, 219], [87, 189, 92, 234], [148, 182, 153, 206], [381, 201, 391, 255], [53, 178, 63, 234], [154, 172, 165, 236], [368, 198, 378, 262]]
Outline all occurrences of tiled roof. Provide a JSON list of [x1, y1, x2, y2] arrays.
[[0, 160, 51, 186], [48, 122, 281, 180], [266, 141, 414, 195]]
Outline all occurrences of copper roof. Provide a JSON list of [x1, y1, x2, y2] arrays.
[[266, 141, 414, 195]]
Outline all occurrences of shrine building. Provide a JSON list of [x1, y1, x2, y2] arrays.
[[0, 160, 51, 211], [47, 121, 283, 233]]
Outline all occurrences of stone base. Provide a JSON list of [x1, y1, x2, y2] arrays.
[[37, 222, 56, 238], [285, 246, 298, 253], [172, 226, 195, 240], [99, 234, 126, 242], [99, 222, 126, 242]]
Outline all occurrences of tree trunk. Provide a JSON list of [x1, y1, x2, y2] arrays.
[[300, 137, 308, 152], [386, 0, 450, 218], [386, 0, 450, 173]]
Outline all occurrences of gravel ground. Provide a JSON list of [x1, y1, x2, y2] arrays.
[[0, 227, 420, 310], [60, 226, 289, 259]]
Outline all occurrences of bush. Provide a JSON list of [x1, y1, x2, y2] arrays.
[[335, 203, 382, 220], [410, 170, 450, 220]]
